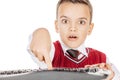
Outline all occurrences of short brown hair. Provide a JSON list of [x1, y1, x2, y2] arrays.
[[56, 0, 93, 23]]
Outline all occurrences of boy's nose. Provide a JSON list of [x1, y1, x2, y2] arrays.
[[70, 26, 77, 32]]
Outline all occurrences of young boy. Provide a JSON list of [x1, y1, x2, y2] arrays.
[[28, 0, 120, 79]]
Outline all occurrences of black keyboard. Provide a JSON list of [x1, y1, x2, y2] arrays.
[[0, 67, 110, 80]]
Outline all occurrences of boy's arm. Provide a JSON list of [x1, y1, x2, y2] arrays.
[[106, 58, 120, 80], [29, 28, 52, 70]]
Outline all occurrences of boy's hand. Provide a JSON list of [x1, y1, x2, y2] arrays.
[[85, 63, 114, 80], [32, 49, 53, 70], [30, 28, 53, 70]]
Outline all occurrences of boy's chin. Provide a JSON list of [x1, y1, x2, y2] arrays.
[[63, 40, 83, 48], [67, 44, 80, 48]]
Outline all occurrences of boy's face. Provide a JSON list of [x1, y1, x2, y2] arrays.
[[55, 2, 94, 48]]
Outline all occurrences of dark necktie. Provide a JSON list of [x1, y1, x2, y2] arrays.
[[65, 49, 86, 63], [66, 49, 80, 58]]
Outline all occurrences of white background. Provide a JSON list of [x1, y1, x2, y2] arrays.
[[0, 0, 120, 71]]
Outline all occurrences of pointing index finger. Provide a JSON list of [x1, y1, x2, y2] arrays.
[[43, 53, 53, 70]]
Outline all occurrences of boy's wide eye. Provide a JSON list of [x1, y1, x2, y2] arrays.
[[79, 20, 86, 25], [62, 19, 68, 24]]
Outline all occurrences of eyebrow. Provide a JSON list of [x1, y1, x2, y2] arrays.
[[60, 15, 88, 21], [60, 16, 70, 19], [78, 17, 87, 21]]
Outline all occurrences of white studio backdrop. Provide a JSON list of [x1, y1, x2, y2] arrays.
[[0, 0, 120, 71]]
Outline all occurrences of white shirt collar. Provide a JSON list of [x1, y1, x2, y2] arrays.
[[59, 40, 88, 57]]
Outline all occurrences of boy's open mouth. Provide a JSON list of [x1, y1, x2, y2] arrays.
[[68, 35, 78, 40]]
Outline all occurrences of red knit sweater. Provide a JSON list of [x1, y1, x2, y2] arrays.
[[52, 41, 106, 68]]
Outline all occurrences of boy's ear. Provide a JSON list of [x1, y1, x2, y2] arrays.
[[87, 23, 94, 35], [54, 20, 59, 33]]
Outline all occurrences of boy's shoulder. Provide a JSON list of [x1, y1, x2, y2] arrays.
[[87, 47, 106, 56], [87, 47, 106, 62], [87, 47, 105, 53]]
